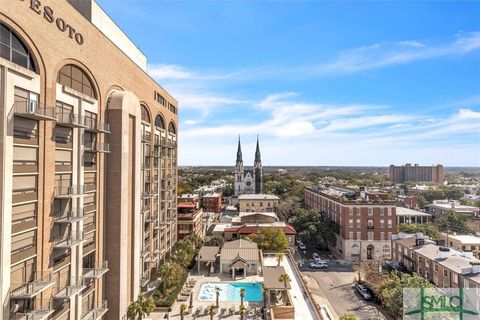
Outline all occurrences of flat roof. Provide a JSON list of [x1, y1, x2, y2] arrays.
[[447, 234, 480, 244], [263, 266, 291, 290], [396, 207, 432, 217], [238, 194, 280, 200]]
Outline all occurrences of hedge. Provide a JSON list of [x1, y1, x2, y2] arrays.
[[155, 270, 188, 308]]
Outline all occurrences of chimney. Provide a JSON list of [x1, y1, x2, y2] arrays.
[[470, 261, 480, 273]]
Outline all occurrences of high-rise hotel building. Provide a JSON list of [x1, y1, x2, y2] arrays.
[[389, 163, 444, 184], [0, 1, 178, 320]]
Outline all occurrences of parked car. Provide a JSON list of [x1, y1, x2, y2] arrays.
[[310, 260, 328, 269], [296, 238, 302, 245], [356, 284, 372, 300], [298, 242, 306, 251], [312, 253, 321, 260]]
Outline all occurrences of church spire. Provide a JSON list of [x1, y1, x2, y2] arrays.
[[255, 134, 261, 162], [236, 135, 243, 162]]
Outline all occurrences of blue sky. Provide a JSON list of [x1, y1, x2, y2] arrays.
[[98, 0, 480, 166]]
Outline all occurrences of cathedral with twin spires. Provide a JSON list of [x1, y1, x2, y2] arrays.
[[234, 136, 264, 196]]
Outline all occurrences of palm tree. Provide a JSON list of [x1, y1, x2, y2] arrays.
[[127, 294, 156, 320], [239, 305, 247, 320], [278, 274, 291, 305], [239, 288, 246, 307], [208, 304, 216, 320], [179, 303, 187, 320], [157, 262, 181, 292], [261, 284, 269, 308], [215, 286, 222, 308], [275, 252, 285, 266]]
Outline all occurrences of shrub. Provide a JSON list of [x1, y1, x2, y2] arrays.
[[155, 270, 188, 307]]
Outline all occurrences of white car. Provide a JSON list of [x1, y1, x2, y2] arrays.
[[312, 253, 321, 260], [298, 243, 306, 251], [356, 284, 372, 300], [310, 261, 328, 269]]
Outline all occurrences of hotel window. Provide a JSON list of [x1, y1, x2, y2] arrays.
[[11, 230, 36, 254], [380, 232, 385, 240], [54, 125, 72, 144], [368, 208, 373, 216], [57, 64, 96, 98], [141, 105, 151, 123], [368, 232, 374, 241], [13, 175, 37, 194], [383, 245, 390, 254], [367, 220, 374, 229], [155, 114, 165, 130], [388, 232, 392, 240], [443, 269, 448, 277], [357, 231, 361, 240], [434, 264, 438, 272], [380, 219, 385, 228], [10, 258, 36, 289], [387, 208, 392, 216], [349, 219, 353, 228], [388, 219, 393, 228], [349, 232, 354, 240], [0, 23, 36, 71], [349, 207, 353, 215], [168, 122, 176, 135], [356, 219, 361, 228]]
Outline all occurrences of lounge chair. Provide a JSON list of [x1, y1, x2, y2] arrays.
[[194, 308, 200, 316]]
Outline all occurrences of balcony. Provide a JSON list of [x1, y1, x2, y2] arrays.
[[84, 142, 110, 153], [13, 99, 57, 121], [367, 225, 374, 229], [141, 191, 150, 199], [85, 118, 110, 134], [56, 113, 88, 128], [53, 277, 85, 299], [10, 299, 54, 320], [81, 301, 108, 320], [141, 205, 150, 214], [141, 250, 150, 259], [53, 232, 84, 249], [54, 208, 84, 223], [10, 272, 54, 298], [146, 214, 158, 223], [54, 185, 85, 198], [144, 254, 158, 263], [83, 261, 109, 280]]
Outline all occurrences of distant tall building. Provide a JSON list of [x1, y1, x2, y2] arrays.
[[234, 136, 264, 196], [389, 164, 444, 184]]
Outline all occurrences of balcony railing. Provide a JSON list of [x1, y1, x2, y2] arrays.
[[141, 191, 150, 199], [83, 261, 109, 280], [56, 113, 88, 128], [10, 299, 54, 320], [141, 205, 150, 214], [146, 214, 158, 223], [54, 185, 85, 198], [13, 100, 57, 121], [81, 301, 108, 320], [53, 277, 86, 299], [367, 225, 374, 229], [10, 271, 54, 298], [53, 232, 84, 249], [85, 118, 111, 133], [84, 142, 110, 153], [54, 208, 84, 223]]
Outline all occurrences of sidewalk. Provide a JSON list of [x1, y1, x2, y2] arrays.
[[302, 275, 339, 319]]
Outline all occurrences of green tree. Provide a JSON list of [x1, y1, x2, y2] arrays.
[[239, 304, 246, 320], [215, 287, 221, 308], [209, 304, 216, 320], [277, 196, 301, 222], [179, 303, 187, 320], [398, 223, 441, 239], [275, 252, 285, 266], [250, 228, 289, 251], [206, 236, 225, 247], [278, 274, 291, 305], [339, 313, 358, 320], [172, 249, 190, 267], [293, 209, 337, 250], [435, 210, 475, 235], [127, 294, 155, 320], [239, 288, 245, 307], [157, 262, 183, 292]]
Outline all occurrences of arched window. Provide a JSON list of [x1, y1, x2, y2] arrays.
[[0, 23, 36, 72], [168, 122, 176, 134], [141, 105, 150, 123], [57, 64, 96, 98], [155, 114, 165, 130]]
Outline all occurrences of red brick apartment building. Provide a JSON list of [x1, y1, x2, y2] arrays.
[[304, 187, 397, 263], [202, 193, 222, 213], [177, 194, 204, 241]]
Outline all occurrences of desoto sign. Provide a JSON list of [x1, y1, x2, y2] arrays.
[[20, 0, 85, 45]]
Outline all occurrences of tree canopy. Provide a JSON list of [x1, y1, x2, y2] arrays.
[[292, 209, 337, 250], [398, 223, 441, 239], [250, 228, 289, 251], [434, 210, 475, 235]]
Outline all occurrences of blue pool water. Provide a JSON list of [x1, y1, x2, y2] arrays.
[[197, 282, 263, 302]]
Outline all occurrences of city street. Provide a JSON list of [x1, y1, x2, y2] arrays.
[[295, 251, 392, 319]]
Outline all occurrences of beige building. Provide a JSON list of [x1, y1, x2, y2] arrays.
[[389, 163, 444, 184], [238, 194, 279, 213], [392, 234, 480, 290], [441, 234, 480, 260], [219, 239, 260, 278], [0, 1, 177, 320]]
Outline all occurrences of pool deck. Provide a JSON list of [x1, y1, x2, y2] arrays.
[[150, 254, 318, 320]]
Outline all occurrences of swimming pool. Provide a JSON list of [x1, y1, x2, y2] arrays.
[[197, 282, 263, 302]]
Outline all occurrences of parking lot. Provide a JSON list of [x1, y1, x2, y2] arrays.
[[293, 247, 392, 319]]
